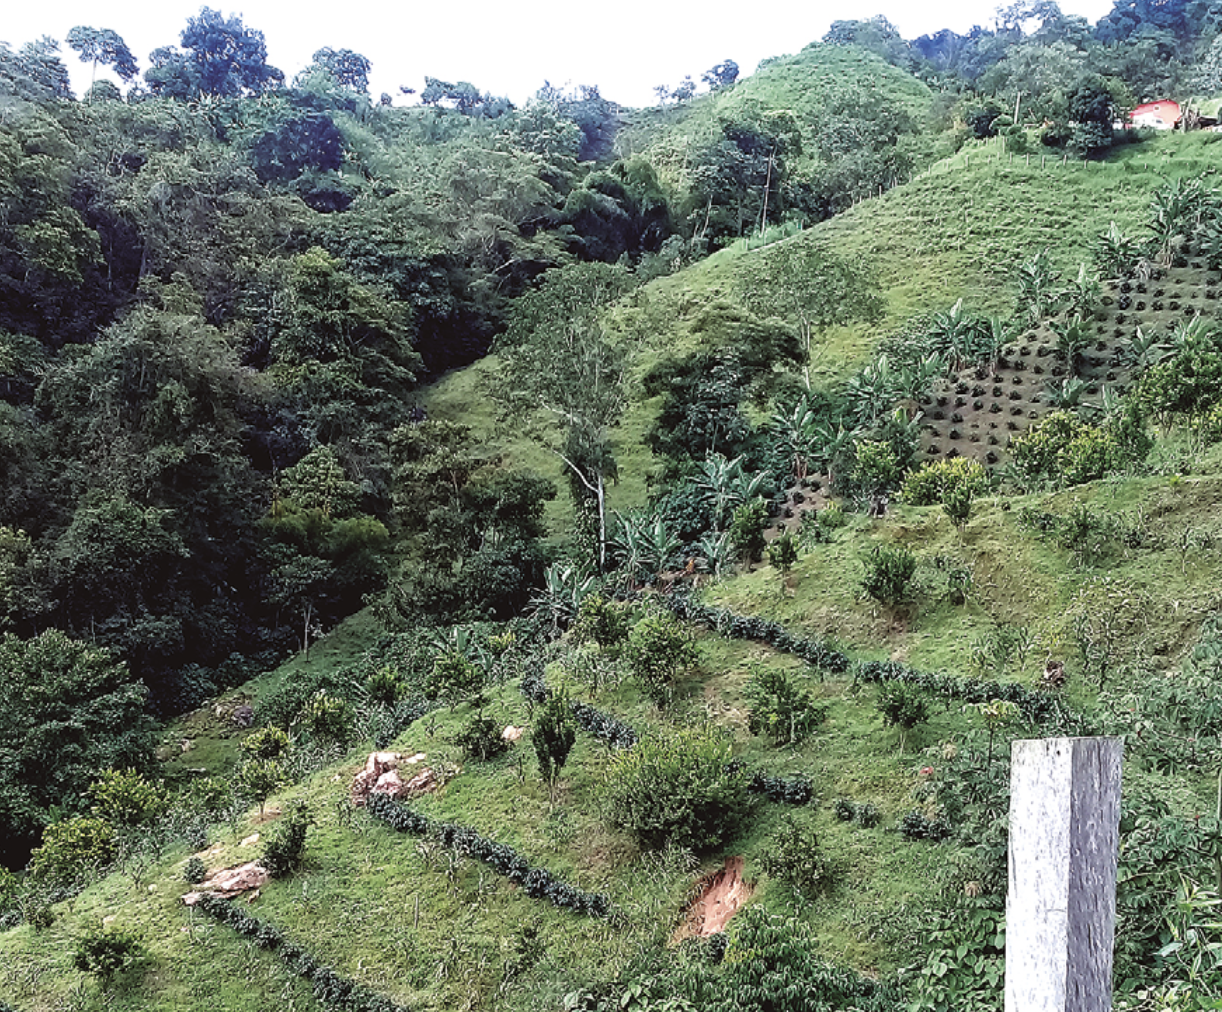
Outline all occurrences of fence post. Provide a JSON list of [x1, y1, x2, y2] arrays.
[[1006, 737, 1123, 1012]]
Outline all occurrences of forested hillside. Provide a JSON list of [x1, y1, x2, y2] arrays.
[[6, 2, 1222, 1010]]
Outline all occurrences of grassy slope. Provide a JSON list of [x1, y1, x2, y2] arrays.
[[8, 135, 1222, 1010], [615, 44, 936, 192]]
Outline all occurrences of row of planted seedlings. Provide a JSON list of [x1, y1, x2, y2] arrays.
[[520, 664, 815, 806], [195, 893, 410, 1012]]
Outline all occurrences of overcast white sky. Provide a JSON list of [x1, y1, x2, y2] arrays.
[[7, 0, 1118, 108]]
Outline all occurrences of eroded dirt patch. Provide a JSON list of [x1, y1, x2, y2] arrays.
[[675, 856, 752, 940]]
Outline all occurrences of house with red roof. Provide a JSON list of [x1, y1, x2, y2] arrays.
[[1130, 100, 1182, 129]]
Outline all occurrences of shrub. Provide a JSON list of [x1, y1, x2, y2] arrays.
[[236, 758, 285, 815], [261, 801, 312, 878], [364, 665, 405, 705], [603, 724, 752, 851], [759, 815, 836, 898], [833, 798, 856, 822], [72, 923, 145, 984], [852, 439, 902, 495], [28, 816, 116, 886], [241, 725, 291, 761], [744, 665, 827, 745], [571, 595, 633, 653], [183, 856, 207, 884], [452, 713, 510, 761], [900, 811, 953, 841], [875, 682, 930, 752], [625, 613, 698, 705], [426, 649, 484, 710], [901, 457, 988, 507], [88, 768, 167, 827], [297, 690, 354, 744], [766, 532, 799, 576], [860, 545, 917, 605], [533, 690, 577, 799], [729, 499, 768, 562], [1012, 407, 1150, 487], [856, 803, 881, 828]]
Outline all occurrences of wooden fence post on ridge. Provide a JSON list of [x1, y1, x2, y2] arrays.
[[1006, 737, 1123, 1012]]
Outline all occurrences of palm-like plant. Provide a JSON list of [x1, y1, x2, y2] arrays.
[[1148, 177, 1211, 266], [1045, 376, 1087, 409], [530, 563, 597, 631], [695, 453, 768, 531], [1090, 221, 1143, 281], [694, 530, 734, 581], [1051, 314, 1092, 375], [769, 394, 821, 482], [1016, 250, 1062, 324], [1063, 264, 1102, 320], [1123, 326, 1174, 370]]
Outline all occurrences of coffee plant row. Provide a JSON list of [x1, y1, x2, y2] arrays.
[[520, 669, 638, 750], [365, 792, 610, 917], [854, 659, 1074, 726], [660, 593, 851, 672], [746, 770, 814, 805], [195, 893, 409, 1012]]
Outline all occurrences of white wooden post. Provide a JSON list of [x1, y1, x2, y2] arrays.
[[1006, 737, 1123, 1012]]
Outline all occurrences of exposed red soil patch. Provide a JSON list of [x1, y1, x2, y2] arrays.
[[675, 856, 752, 941]]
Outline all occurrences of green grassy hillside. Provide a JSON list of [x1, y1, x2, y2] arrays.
[[7, 135, 1222, 1012]]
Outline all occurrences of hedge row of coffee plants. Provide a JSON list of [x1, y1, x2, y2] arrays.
[[525, 670, 813, 799], [195, 894, 409, 1012], [853, 659, 1075, 726], [365, 792, 610, 917], [520, 669, 639, 750], [659, 594, 850, 672], [747, 770, 814, 805]]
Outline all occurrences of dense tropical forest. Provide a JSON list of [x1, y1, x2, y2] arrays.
[[5, 1, 1222, 1009]]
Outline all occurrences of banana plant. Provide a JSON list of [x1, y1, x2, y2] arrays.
[[1051, 314, 1092, 375], [696, 453, 768, 531], [1062, 264, 1102, 320], [694, 530, 734, 581], [1124, 326, 1174, 369], [1045, 376, 1087, 409], [1015, 249, 1062, 324], [611, 511, 681, 584], [769, 393, 821, 481], [529, 563, 597, 631], [1090, 221, 1143, 280]]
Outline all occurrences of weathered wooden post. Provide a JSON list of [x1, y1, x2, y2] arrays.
[[1006, 737, 1123, 1012]]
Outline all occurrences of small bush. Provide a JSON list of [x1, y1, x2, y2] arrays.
[[729, 498, 768, 561], [759, 815, 836, 898], [856, 803, 881, 828], [183, 856, 207, 884], [625, 613, 698, 705], [833, 798, 856, 822], [88, 768, 166, 828], [28, 816, 116, 886], [603, 724, 751, 851], [261, 801, 312, 878], [901, 457, 988, 507], [451, 713, 510, 761], [297, 690, 354, 744], [72, 923, 145, 984], [744, 665, 827, 745], [533, 690, 577, 798], [364, 666, 405, 705], [861, 545, 917, 605], [875, 682, 930, 752], [426, 649, 485, 710], [241, 725, 292, 761], [571, 595, 633, 653], [900, 811, 953, 841]]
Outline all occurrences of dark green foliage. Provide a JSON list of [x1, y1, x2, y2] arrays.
[[899, 811, 953, 841], [603, 724, 752, 851], [196, 893, 411, 1011], [855, 658, 1068, 725], [747, 771, 814, 806], [532, 691, 577, 791], [860, 545, 917, 605], [261, 800, 312, 878], [453, 713, 510, 761], [569, 702, 639, 750], [365, 792, 609, 916], [744, 666, 828, 745], [659, 593, 850, 672], [624, 613, 698, 705], [183, 856, 206, 884], [833, 797, 856, 822], [766, 532, 799, 575], [72, 923, 145, 984], [759, 815, 836, 898], [0, 631, 154, 867], [571, 595, 633, 653], [875, 682, 930, 750]]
